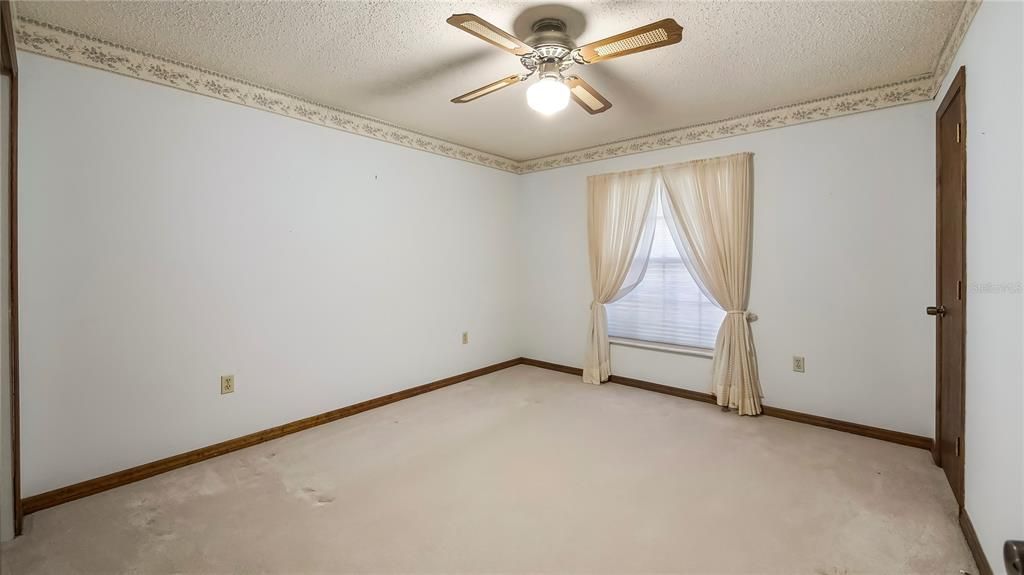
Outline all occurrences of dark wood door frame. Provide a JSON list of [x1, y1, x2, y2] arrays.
[[1, 0, 20, 536], [932, 65, 967, 510]]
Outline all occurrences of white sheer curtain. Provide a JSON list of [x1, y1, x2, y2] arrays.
[[607, 195, 726, 349], [660, 153, 763, 415], [583, 169, 659, 384]]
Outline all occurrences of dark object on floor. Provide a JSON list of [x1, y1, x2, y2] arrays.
[[1006, 540, 1024, 575]]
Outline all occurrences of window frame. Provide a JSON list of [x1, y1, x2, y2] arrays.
[[609, 336, 714, 359]]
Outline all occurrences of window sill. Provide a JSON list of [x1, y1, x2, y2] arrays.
[[609, 337, 714, 359]]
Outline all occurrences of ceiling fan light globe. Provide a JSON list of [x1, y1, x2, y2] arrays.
[[527, 77, 570, 115]]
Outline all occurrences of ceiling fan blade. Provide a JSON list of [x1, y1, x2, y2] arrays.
[[566, 76, 612, 115], [576, 18, 683, 64], [451, 74, 522, 103], [447, 14, 534, 57]]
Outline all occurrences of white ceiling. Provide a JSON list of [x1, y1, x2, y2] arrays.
[[16, 1, 964, 161]]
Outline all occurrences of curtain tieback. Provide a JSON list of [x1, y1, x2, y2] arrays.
[[726, 310, 758, 322]]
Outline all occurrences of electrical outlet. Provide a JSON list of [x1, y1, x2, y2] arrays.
[[462, 331, 469, 345], [220, 374, 235, 394], [792, 356, 805, 373]]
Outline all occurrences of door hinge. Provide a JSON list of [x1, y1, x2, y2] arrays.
[[955, 436, 961, 457], [957, 280, 963, 301], [956, 123, 961, 143]]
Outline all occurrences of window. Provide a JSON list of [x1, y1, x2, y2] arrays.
[[607, 195, 725, 350]]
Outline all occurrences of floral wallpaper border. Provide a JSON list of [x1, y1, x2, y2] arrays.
[[16, 3, 978, 175], [929, 0, 980, 97], [14, 17, 522, 174], [517, 75, 934, 172]]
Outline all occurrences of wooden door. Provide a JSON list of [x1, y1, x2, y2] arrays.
[[931, 66, 966, 508]]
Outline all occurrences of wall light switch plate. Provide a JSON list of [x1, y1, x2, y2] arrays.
[[462, 332, 469, 345], [792, 356, 805, 373], [221, 375, 235, 394]]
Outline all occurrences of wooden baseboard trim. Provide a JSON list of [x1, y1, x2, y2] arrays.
[[608, 374, 717, 406], [521, 357, 933, 451], [960, 509, 994, 575], [519, 357, 583, 376], [760, 404, 933, 450], [22, 358, 522, 515]]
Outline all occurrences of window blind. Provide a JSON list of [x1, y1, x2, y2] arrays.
[[607, 198, 725, 349]]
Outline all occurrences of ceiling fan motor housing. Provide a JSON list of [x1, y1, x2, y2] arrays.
[[520, 18, 576, 75]]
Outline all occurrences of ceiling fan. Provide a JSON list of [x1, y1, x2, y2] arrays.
[[447, 13, 683, 116]]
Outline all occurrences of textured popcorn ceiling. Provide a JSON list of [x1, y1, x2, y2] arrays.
[[15, 1, 964, 161]]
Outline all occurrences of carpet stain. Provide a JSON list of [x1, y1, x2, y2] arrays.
[[298, 486, 335, 507]]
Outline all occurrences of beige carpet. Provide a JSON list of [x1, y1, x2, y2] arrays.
[[2, 365, 975, 574]]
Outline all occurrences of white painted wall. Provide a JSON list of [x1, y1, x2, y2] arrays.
[[935, 1, 1024, 567], [0, 74, 13, 542], [517, 102, 937, 437], [18, 53, 522, 497]]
